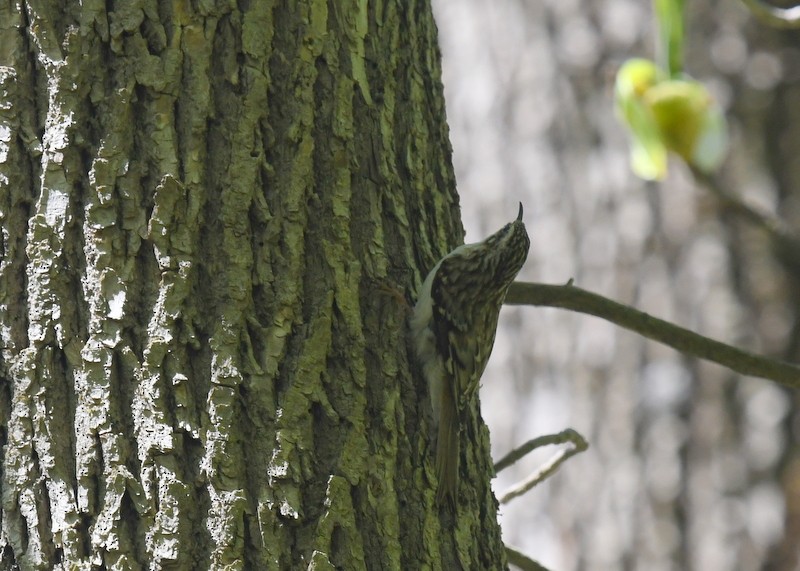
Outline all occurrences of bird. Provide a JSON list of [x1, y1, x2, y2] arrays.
[[410, 203, 530, 505]]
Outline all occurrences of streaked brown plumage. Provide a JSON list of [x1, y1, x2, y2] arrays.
[[411, 204, 530, 505]]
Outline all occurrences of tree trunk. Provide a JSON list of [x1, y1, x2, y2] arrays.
[[0, 2, 506, 569]]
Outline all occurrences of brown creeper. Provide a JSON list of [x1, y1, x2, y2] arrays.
[[411, 204, 530, 505]]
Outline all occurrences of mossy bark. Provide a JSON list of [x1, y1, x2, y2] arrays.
[[0, 2, 506, 570]]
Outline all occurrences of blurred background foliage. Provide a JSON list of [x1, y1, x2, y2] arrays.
[[431, 0, 800, 569]]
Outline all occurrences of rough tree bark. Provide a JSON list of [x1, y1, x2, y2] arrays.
[[0, 2, 506, 569]]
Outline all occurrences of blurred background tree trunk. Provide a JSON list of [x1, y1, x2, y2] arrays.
[[0, 2, 507, 569], [434, 0, 800, 569]]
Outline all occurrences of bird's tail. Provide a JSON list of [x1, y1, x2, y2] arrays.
[[435, 385, 459, 506]]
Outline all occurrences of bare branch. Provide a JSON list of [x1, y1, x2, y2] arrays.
[[497, 429, 589, 505], [505, 281, 800, 388], [495, 429, 588, 473], [505, 545, 552, 571]]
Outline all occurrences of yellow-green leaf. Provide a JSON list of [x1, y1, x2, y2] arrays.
[[615, 59, 667, 180], [615, 58, 728, 179]]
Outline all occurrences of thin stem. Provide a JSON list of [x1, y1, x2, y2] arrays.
[[494, 429, 588, 473], [505, 281, 800, 388], [739, 0, 800, 28], [497, 430, 588, 504], [690, 166, 800, 264]]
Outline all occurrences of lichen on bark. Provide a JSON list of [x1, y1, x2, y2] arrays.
[[0, 2, 507, 570]]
